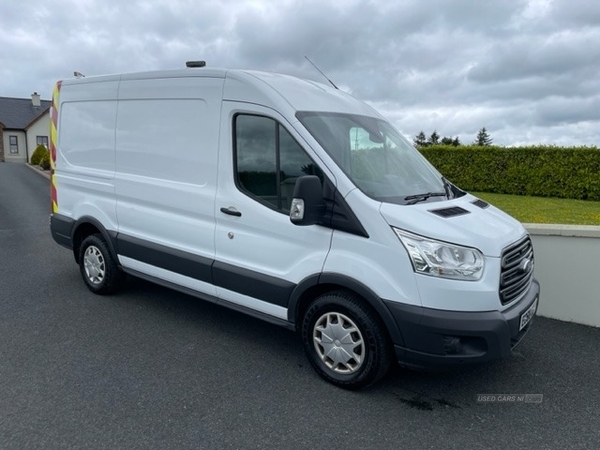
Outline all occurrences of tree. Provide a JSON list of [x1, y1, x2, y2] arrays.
[[475, 127, 493, 146], [413, 131, 427, 147], [428, 130, 440, 145], [440, 136, 461, 146]]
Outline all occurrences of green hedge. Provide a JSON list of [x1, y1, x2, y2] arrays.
[[419, 145, 600, 201]]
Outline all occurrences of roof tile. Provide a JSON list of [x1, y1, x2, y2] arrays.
[[0, 96, 52, 130]]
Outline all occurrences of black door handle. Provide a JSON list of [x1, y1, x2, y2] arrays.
[[220, 207, 242, 217]]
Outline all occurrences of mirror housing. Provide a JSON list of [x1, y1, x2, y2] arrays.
[[290, 176, 325, 226]]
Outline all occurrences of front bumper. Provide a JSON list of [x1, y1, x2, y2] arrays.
[[385, 278, 540, 369]]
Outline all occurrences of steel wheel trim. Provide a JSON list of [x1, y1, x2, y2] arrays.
[[313, 312, 365, 374], [83, 245, 105, 285]]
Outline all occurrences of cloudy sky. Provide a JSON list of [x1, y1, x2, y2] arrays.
[[1, 0, 599, 146]]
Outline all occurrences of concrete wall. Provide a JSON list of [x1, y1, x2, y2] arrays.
[[526, 224, 600, 328]]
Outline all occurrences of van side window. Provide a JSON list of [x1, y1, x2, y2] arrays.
[[235, 114, 322, 213]]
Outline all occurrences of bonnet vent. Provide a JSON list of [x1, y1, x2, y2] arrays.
[[472, 199, 490, 209], [428, 206, 470, 218]]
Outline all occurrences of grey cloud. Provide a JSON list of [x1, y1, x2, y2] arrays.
[[467, 31, 600, 84], [543, 0, 600, 29], [533, 95, 600, 126], [0, 0, 598, 146]]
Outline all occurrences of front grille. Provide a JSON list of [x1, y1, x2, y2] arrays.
[[499, 237, 534, 305]]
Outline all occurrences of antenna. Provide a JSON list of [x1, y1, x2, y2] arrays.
[[304, 56, 338, 90]]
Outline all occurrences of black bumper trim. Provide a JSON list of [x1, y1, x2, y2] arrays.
[[385, 279, 540, 368], [50, 214, 75, 249], [117, 234, 214, 284]]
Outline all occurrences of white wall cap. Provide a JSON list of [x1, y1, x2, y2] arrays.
[[524, 223, 600, 238]]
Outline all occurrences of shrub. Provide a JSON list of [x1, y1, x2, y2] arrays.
[[30, 144, 49, 166], [39, 151, 51, 170], [419, 145, 600, 201]]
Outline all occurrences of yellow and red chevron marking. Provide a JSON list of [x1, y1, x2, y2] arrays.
[[50, 81, 62, 213]]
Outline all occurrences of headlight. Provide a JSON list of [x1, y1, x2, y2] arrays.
[[393, 228, 484, 281]]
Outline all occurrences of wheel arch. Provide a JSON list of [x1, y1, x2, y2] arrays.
[[288, 273, 405, 347], [72, 216, 119, 265]]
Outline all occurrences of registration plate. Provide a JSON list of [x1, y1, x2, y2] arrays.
[[519, 298, 538, 331]]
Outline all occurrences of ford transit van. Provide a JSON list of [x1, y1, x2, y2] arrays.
[[49, 65, 540, 389]]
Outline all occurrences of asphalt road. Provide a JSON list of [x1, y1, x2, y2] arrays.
[[1, 162, 599, 450]]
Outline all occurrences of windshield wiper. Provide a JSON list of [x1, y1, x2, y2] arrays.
[[404, 192, 447, 205], [442, 177, 453, 199]]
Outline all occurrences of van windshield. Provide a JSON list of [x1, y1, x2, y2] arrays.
[[296, 112, 448, 205]]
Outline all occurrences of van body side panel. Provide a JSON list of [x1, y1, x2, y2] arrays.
[[214, 102, 334, 311], [114, 77, 223, 295], [322, 189, 422, 308], [55, 81, 119, 232]]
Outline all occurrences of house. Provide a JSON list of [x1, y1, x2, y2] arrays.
[[0, 93, 51, 163]]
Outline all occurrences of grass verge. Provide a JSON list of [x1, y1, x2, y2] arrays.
[[471, 192, 600, 225]]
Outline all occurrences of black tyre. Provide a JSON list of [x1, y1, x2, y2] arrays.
[[79, 234, 125, 295], [301, 291, 392, 390]]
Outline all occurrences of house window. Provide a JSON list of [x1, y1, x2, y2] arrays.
[[9, 136, 18, 154], [36, 136, 49, 147]]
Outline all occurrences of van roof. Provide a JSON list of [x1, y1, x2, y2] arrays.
[[59, 68, 383, 117]]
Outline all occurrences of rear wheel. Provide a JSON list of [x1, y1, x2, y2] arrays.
[[302, 291, 392, 390], [79, 234, 124, 295]]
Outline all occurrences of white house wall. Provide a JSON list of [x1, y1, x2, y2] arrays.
[[3, 130, 27, 163], [26, 114, 51, 162]]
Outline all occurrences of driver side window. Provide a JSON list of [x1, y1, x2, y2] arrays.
[[234, 114, 322, 213]]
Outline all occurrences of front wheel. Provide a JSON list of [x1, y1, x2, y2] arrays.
[[79, 234, 125, 295], [302, 291, 392, 390]]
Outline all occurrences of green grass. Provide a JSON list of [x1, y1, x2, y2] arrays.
[[471, 192, 600, 225]]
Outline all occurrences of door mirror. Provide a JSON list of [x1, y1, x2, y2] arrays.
[[290, 176, 325, 225]]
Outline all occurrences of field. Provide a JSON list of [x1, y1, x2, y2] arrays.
[[471, 192, 600, 225]]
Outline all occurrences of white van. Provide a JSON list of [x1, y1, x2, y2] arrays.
[[49, 64, 539, 389]]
